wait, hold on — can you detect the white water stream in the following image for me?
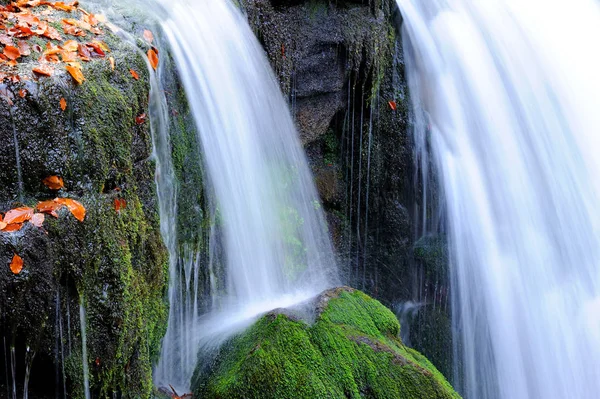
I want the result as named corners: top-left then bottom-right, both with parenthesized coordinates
top-left (146, 0), bottom-right (337, 391)
top-left (397, 0), bottom-right (600, 398)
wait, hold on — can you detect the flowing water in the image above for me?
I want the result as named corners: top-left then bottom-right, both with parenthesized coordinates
top-left (396, 0), bottom-right (600, 398)
top-left (131, 0), bottom-right (338, 391)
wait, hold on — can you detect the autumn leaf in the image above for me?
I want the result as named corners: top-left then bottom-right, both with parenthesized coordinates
top-left (4, 46), bottom-right (21, 61)
top-left (4, 207), bottom-right (34, 225)
top-left (55, 198), bottom-right (85, 222)
top-left (19, 89), bottom-right (26, 98)
top-left (135, 113), bottom-right (146, 125)
top-left (60, 98), bottom-right (67, 111)
top-left (108, 56), bottom-right (114, 70)
top-left (3, 223), bottom-right (23, 232)
top-left (31, 213), bottom-right (44, 227)
top-left (33, 64), bottom-right (54, 76)
top-left (18, 41), bottom-right (31, 56)
top-left (65, 65), bottom-right (85, 84)
top-left (36, 199), bottom-right (64, 217)
top-left (113, 198), bottom-right (126, 212)
top-left (10, 254), bottom-right (23, 274)
top-left (388, 101), bottom-right (397, 111)
top-left (62, 40), bottom-right (79, 52)
top-left (129, 69), bottom-right (139, 80)
top-left (43, 175), bottom-right (64, 189)
top-left (143, 29), bottom-right (153, 44)
top-left (147, 49), bottom-right (158, 70)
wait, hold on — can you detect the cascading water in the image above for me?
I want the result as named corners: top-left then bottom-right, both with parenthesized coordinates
top-left (134, 0), bottom-right (338, 391)
top-left (396, 0), bottom-right (600, 398)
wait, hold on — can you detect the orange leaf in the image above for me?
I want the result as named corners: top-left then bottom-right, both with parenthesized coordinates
top-left (0, 221), bottom-right (6, 230)
top-left (31, 213), bottom-right (44, 227)
top-left (388, 101), bottom-right (397, 111)
top-left (4, 46), bottom-right (21, 61)
top-left (129, 69), bottom-right (139, 80)
top-left (65, 65), bottom-right (85, 84)
top-left (55, 198), bottom-right (85, 222)
top-left (4, 207), bottom-right (34, 224)
top-left (19, 89), bottom-right (26, 98)
top-left (113, 198), bottom-right (126, 212)
top-left (62, 40), bottom-right (79, 52)
top-left (36, 199), bottom-right (64, 217)
top-left (32, 64), bottom-right (54, 76)
top-left (10, 254), bottom-right (23, 274)
top-left (135, 113), bottom-right (146, 125)
top-left (60, 97), bottom-right (67, 111)
top-left (43, 175), bottom-right (64, 190)
top-left (3, 223), bottom-right (23, 232)
top-left (147, 49), bottom-right (158, 71)
top-left (18, 41), bottom-right (31, 56)
top-left (143, 29), bottom-right (153, 44)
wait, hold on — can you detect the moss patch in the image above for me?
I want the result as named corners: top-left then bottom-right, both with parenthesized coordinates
top-left (192, 287), bottom-right (460, 399)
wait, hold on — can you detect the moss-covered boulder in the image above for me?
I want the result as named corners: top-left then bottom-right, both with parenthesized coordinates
top-left (0, 3), bottom-right (168, 398)
top-left (192, 287), bottom-right (460, 399)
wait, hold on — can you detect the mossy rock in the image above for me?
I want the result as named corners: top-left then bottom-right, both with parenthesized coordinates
top-left (0, 5), bottom-right (168, 398)
top-left (192, 287), bottom-right (460, 399)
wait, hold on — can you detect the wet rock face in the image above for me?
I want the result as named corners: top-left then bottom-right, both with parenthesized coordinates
top-left (191, 287), bottom-right (461, 399)
top-left (0, 15), bottom-right (168, 399)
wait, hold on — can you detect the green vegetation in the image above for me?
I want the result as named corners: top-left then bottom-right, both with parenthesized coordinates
top-left (192, 287), bottom-right (460, 399)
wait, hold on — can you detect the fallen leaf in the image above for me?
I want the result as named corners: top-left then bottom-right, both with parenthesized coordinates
top-left (147, 48), bottom-right (158, 70)
top-left (0, 221), bottom-right (6, 230)
top-left (10, 254), bottom-right (23, 274)
top-left (87, 41), bottom-right (105, 56)
top-left (60, 97), bottom-right (67, 111)
top-left (113, 197), bottom-right (126, 212)
top-left (388, 100), bottom-right (397, 111)
top-left (4, 207), bottom-right (34, 224)
top-left (62, 40), bottom-right (79, 52)
top-left (65, 64), bottom-right (85, 84)
top-left (135, 113), bottom-right (146, 125)
top-left (108, 56), bottom-right (114, 70)
top-left (43, 175), bottom-right (64, 189)
top-left (3, 223), bottom-right (23, 232)
top-left (36, 199), bottom-right (64, 217)
top-left (19, 89), bottom-right (26, 98)
top-left (77, 43), bottom-right (91, 61)
top-left (55, 198), bottom-right (85, 222)
top-left (129, 69), bottom-right (139, 80)
top-left (143, 29), bottom-right (153, 44)
top-left (31, 213), bottom-right (44, 227)
top-left (32, 64), bottom-right (54, 76)
top-left (4, 46), bottom-right (20, 60)
top-left (17, 41), bottom-right (30, 56)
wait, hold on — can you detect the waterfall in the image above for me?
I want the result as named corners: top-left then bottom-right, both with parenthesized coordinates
top-left (112, 0), bottom-right (339, 391)
top-left (396, 0), bottom-right (600, 398)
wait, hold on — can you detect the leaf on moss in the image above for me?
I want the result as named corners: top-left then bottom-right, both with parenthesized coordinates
top-left (147, 48), bottom-right (158, 70)
top-left (4, 207), bottom-right (34, 225)
top-left (18, 89), bottom-right (26, 98)
top-left (4, 46), bottom-right (20, 60)
top-left (10, 254), bottom-right (23, 274)
top-left (3, 223), bottom-right (23, 232)
top-left (55, 198), bottom-right (86, 222)
top-left (129, 69), bottom-right (139, 80)
top-left (43, 175), bottom-right (64, 189)
top-left (32, 64), bottom-right (54, 76)
top-left (36, 200), bottom-right (64, 217)
top-left (108, 56), bottom-right (115, 70)
top-left (135, 113), bottom-right (146, 125)
top-left (388, 101), bottom-right (397, 111)
top-left (65, 64), bottom-right (85, 84)
top-left (31, 213), bottom-right (44, 227)
top-left (60, 98), bottom-right (67, 111)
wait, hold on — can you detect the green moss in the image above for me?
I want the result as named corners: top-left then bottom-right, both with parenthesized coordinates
top-left (192, 288), bottom-right (460, 399)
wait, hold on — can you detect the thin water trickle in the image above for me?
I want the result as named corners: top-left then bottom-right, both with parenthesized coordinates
top-left (79, 302), bottom-right (90, 399)
top-left (397, 0), bottom-right (600, 398)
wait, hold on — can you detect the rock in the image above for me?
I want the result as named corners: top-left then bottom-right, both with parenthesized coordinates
top-left (0, 6), bottom-right (167, 398)
top-left (191, 287), bottom-right (461, 399)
